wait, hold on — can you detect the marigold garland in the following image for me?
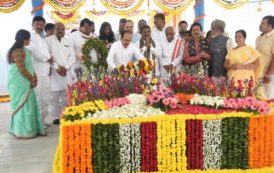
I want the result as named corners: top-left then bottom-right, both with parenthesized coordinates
top-left (248, 116), bottom-right (274, 168)
top-left (0, 0), bottom-right (25, 13)
top-left (100, 0), bottom-right (144, 15)
top-left (45, 0), bottom-right (85, 12)
top-left (213, 0), bottom-right (248, 9)
top-left (55, 113), bottom-right (274, 173)
top-left (51, 11), bottom-right (80, 24)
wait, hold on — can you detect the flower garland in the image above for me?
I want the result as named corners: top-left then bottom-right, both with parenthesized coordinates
top-left (203, 120), bottom-right (222, 169)
top-left (51, 11), bottom-right (80, 24)
top-left (92, 123), bottom-right (120, 173)
top-left (141, 122), bottom-right (157, 172)
top-left (213, 0), bottom-right (248, 9)
top-left (186, 119), bottom-right (204, 169)
top-left (119, 123), bottom-right (141, 172)
top-left (154, 0), bottom-right (193, 14)
top-left (221, 117), bottom-right (249, 169)
top-left (56, 113), bottom-right (274, 173)
top-left (44, 0), bottom-right (85, 12)
top-left (82, 38), bottom-right (108, 70)
top-left (100, 0), bottom-right (144, 15)
top-left (249, 116), bottom-right (274, 168)
top-left (0, 0), bottom-right (25, 13)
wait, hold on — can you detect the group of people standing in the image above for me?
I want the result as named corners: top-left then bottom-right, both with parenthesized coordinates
top-left (6, 14), bottom-right (274, 138)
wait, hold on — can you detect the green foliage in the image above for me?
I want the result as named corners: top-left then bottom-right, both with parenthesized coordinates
top-left (82, 38), bottom-right (108, 70)
top-left (221, 117), bottom-right (249, 169)
top-left (92, 123), bottom-right (120, 173)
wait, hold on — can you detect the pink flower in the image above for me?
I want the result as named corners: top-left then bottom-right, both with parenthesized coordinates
top-left (152, 95), bottom-right (161, 103)
top-left (236, 98), bottom-right (244, 108)
top-left (258, 106), bottom-right (271, 115)
top-left (170, 102), bottom-right (177, 109)
top-left (170, 97), bottom-right (178, 105)
top-left (147, 95), bottom-right (155, 105)
top-left (163, 98), bottom-right (170, 106)
top-left (105, 100), bottom-right (112, 108)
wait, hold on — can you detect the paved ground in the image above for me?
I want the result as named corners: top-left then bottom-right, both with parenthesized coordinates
top-left (0, 103), bottom-right (59, 173)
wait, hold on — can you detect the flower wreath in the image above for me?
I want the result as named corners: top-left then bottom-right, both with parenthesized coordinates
top-left (81, 38), bottom-right (108, 70)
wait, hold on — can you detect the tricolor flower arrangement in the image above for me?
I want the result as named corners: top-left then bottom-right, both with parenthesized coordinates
top-left (147, 87), bottom-right (178, 111)
top-left (55, 113), bottom-right (274, 173)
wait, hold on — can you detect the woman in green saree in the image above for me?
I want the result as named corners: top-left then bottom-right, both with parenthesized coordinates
top-left (7, 29), bottom-right (46, 139)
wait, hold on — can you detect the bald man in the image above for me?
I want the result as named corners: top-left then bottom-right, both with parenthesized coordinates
top-left (160, 26), bottom-right (184, 77)
top-left (45, 22), bottom-right (76, 125)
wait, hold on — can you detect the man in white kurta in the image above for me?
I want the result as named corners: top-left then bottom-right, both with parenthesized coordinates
top-left (256, 16), bottom-right (274, 99)
top-left (161, 26), bottom-right (184, 77)
top-left (46, 23), bottom-right (76, 124)
top-left (29, 16), bottom-right (52, 126)
top-left (69, 18), bottom-right (97, 80)
top-left (107, 31), bottom-right (143, 70)
top-left (135, 25), bottom-right (162, 76)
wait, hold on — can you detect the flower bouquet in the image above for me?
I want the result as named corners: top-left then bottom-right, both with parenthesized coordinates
top-left (117, 58), bottom-right (155, 76)
top-left (147, 87), bottom-right (178, 111)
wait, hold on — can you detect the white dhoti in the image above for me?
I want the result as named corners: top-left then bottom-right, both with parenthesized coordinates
top-left (49, 90), bottom-right (67, 120)
top-left (34, 75), bottom-right (50, 124)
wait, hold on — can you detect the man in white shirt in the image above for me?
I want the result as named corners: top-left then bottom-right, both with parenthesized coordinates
top-left (69, 18), bottom-right (97, 80)
top-left (124, 20), bottom-right (141, 43)
top-left (135, 25), bottom-right (162, 76)
top-left (29, 16), bottom-right (53, 126)
top-left (45, 23), bottom-right (55, 37)
top-left (161, 26), bottom-right (184, 77)
top-left (107, 30), bottom-right (143, 70)
top-left (151, 13), bottom-right (167, 49)
top-left (114, 18), bottom-right (127, 41)
top-left (256, 15), bottom-right (274, 99)
top-left (46, 22), bottom-right (76, 125)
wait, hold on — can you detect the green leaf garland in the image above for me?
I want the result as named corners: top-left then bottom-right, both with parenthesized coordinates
top-left (82, 38), bottom-right (108, 70)
top-left (221, 117), bottom-right (249, 169)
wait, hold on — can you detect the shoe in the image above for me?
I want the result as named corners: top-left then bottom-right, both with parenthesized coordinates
top-left (53, 119), bottom-right (60, 125)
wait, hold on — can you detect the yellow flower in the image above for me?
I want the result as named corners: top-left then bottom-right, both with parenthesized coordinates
top-left (151, 78), bottom-right (158, 85)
